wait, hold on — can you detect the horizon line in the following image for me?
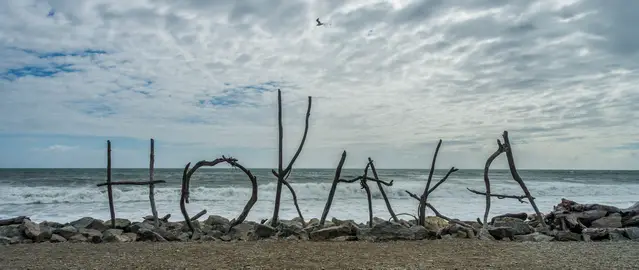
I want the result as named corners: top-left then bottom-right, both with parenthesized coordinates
top-left (0, 167), bottom-right (637, 171)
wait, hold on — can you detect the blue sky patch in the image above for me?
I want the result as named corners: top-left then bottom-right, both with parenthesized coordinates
top-left (17, 48), bottom-right (108, 59)
top-left (0, 63), bottom-right (80, 81)
top-left (197, 80), bottom-right (288, 108)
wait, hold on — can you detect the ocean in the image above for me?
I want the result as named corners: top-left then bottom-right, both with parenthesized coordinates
top-left (1, 168), bottom-right (638, 224)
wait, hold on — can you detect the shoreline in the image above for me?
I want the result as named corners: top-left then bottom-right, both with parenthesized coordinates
top-left (2, 240), bottom-right (638, 270)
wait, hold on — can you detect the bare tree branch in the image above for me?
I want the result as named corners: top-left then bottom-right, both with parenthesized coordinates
top-left (361, 161), bottom-right (373, 228)
top-left (369, 157), bottom-right (398, 222)
top-left (405, 190), bottom-right (473, 230)
top-left (338, 176), bottom-right (393, 186)
top-left (149, 138), bottom-right (159, 228)
top-left (320, 150), bottom-right (347, 227)
top-left (418, 139), bottom-right (442, 226)
top-left (271, 169), bottom-right (306, 227)
top-left (466, 188), bottom-right (530, 203)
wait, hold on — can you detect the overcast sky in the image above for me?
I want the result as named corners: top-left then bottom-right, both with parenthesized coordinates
top-left (0, 0), bottom-right (637, 170)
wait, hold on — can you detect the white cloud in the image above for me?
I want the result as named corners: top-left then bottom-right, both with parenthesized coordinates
top-left (0, 0), bottom-right (638, 169)
top-left (38, 144), bottom-right (77, 152)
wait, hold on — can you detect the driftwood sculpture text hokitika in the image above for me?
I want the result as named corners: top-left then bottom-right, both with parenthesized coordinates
top-left (96, 89), bottom-right (547, 238)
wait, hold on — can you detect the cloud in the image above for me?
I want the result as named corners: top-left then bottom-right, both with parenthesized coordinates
top-left (0, 0), bottom-right (637, 169)
top-left (37, 144), bottom-right (77, 152)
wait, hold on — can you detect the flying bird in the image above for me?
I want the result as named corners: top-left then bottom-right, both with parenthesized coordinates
top-left (316, 18), bottom-right (325, 26)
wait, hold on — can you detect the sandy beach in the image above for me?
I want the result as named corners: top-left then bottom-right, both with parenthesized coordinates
top-left (1, 239), bottom-right (638, 270)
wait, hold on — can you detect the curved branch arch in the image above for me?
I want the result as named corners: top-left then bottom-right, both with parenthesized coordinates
top-left (179, 156), bottom-right (258, 236)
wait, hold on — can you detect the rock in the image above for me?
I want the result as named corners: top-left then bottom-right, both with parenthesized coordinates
top-left (104, 218), bottom-right (131, 229)
top-left (200, 235), bottom-right (217, 241)
top-left (220, 235), bottom-right (232, 242)
top-left (123, 232), bottom-right (138, 242)
top-left (53, 226), bottom-right (78, 240)
top-left (424, 216), bottom-right (448, 231)
top-left (309, 225), bottom-right (352, 241)
top-left (69, 217), bottom-right (109, 232)
top-left (492, 217), bottom-right (534, 235)
top-left (455, 230), bottom-right (468, 239)
top-left (491, 213), bottom-right (528, 224)
top-left (254, 224), bottom-right (276, 238)
top-left (102, 229), bottom-right (123, 242)
top-left (207, 230), bottom-right (223, 238)
top-left (178, 232), bottom-right (191, 242)
top-left (227, 223), bottom-right (253, 241)
top-left (591, 214), bottom-right (622, 228)
top-left (514, 232), bottom-right (554, 242)
top-left (575, 210), bottom-right (608, 227)
top-left (487, 226), bottom-right (514, 240)
top-left (364, 221), bottom-right (424, 241)
top-left (0, 224), bottom-right (23, 238)
top-left (129, 222), bottom-right (156, 234)
top-left (68, 234), bottom-right (88, 243)
top-left (622, 215), bottom-right (639, 227)
top-left (411, 225), bottom-right (437, 240)
top-left (477, 228), bottom-right (495, 241)
top-left (204, 215), bottom-right (230, 232)
top-left (41, 221), bottom-right (64, 229)
top-left (554, 231), bottom-right (581, 241)
top-left (276, 221), bottom-right (304, 238)
top-left (0, 236), bottom-right (13, 245)
top-left (21, 220), bottom-right (51, 242)
top-left (154, 227), bottom-right (179, 241)
top-left (583, 228), bottom-right (631, 241)
top-left (331, 235), bottom-right (358, 241)
top-left (306, 218), bottom-right (320, 228)
top-left (623, 227), bottom-right (639, 240)
top-left (138, 229), bottom-right (167, 242)
top-left (79, 228), bottom-right (103, 243)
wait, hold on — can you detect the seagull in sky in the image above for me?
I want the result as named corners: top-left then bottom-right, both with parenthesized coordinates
top-left (316, 18), bottom-right (325, 26)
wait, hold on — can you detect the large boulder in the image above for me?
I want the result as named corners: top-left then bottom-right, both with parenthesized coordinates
top-left (309, 225), bottom-right (353, 241)
top-left (554, 231), bottom-right (582, 241)
top-left (424, 216), bottom-right (448, 231)
top-left (492, 217), bottom-right (534, 235)
top-left (622, 215), bottom-right (639, 228)
top-left (69, 217), bottom-right (109, 232)
top-left (104, 218), bottom-right (131, 230)
top-left (227, 222), bottom-right (254, 241)
top-left (591, 214), bottom-right (622, 228)
top-left (582, 228), bottom-right (630, 241)
top-left (204, 215), bottom-right (231, 232)
top-left (487, 226), bottom-right (514, 240)
top-left (78, 228), bottom-right (103, 243)
top-left (0, 224), bottom-right (23, 239)
top-left (129, 222), bottom-right (156, 234)
top-left (514, 232), bottom-right (554, 242)
top-left (53, 226), bottom-right (79, 240)
top-left (276, 220), bottom-right (304, 238)
top-left (253, 224), bottom-right (276, 238)
top-left (21, 220), bottom-right (52, 242)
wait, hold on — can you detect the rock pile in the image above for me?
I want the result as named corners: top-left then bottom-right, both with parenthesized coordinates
top-left (1, 199), bottom-right (637, 245)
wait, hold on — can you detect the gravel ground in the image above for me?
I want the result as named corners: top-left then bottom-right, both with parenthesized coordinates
top-left (1, 239), bottom-right (638, 270)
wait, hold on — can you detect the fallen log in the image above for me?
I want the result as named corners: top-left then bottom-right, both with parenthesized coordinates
top-left (0, 216), bottom-right (28, 226)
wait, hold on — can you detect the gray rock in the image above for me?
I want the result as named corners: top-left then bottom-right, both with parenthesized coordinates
top-left (554, 231), bottom-right (581, 241)
top-left (129, 222), bottom-right (156, 234)
top-left (21, 220), bottom-right (51, 242)
top-left (207, 230), bottom-right (223, 238)
top-left (68, 234), bottom-right (88, 243)
top-left (253, 224), bottom-right (276, 238)
top-left (477, 228), bottom-right (495, 241)
top-left (309, 225), bottom-right (352, 241)
top-left (138, 229), bottom-right (167, 242)
top-left (79, 228), bottom-right (103, 243)
top-left (40, 221), bottom-right (64, 229)
top-left (123, 232), bottom-right (138, 242)
top-left (178, 232), bottom-right (191, 242)
top-left (70, 217), bottom-right (109, 232)
top-left (306, 218), bottom-right (320, 228)
top-left (204, 215), bottom-right (230, 232)
top-left (200, 235), bottom-right (217, 241)
top-left (220, 235), bottom-right (232, 242)
top-left (276, 221), bottom-right (304, 238)
top-left (331, 235), bottom-right (358, 241)
top-left (0, 224), bottom-right (23, 238)
top-left (583, 228), bottom-right (632, 241)
top-left (154, 227), bottom-right (179, 241)
top-left (487, 226), bottom-right (514, 240)
top-left (492, 217), bottom-right (534, 235)
top-left (53, 226), bottom-right (78, 240)
top-left (227, 223), bottom-right (254, 241)
top-left (622, 215), bottom-right (639, 227)
top-left (514, 232), bottom-right (554, 242)
top-left (591, 214), bottom-right (622, 228)
top-left (0, 236), bottom-right (13, 245)
top-left (624, 227), bottom-right (639, 240)
top-left (102, 228), bottom-right (123, 242)
top-left (104, 218), bottom-right (131, 229)
top-left (364, 221), bottom-right (421, 241)
top-left (410, 225), bottom-right (437, 240)
top-left (575, 210), bottom-right (608, 227)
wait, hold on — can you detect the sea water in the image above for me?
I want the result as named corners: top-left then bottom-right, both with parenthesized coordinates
top-left (1, 168), bottom-right (638, 223)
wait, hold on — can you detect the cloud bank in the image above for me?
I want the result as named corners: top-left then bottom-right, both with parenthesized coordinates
top-left (0, 0), bottom-right (637, 169)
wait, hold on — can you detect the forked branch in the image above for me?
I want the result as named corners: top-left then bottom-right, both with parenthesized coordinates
top-left (418, 139), bottom-right (443, 226)
top-left (272, 169), bottom-right (306, 227)
top-left (271, 89), bottom-right (312, 227)
top-left (368, 157), bottom-right (398, 222)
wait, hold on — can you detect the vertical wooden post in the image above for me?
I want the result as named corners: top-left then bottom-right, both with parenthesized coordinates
top-left (106, 140), bottom-right (116, 228)
top-left (272, 89), bottom-right (285, 226)
top-left (149, 138), bottom-right (159, 228)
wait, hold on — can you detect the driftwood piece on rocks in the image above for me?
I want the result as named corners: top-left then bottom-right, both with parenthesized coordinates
top-left (319, 151), bottom-right (347, 227)
top-left (96, 140), bottom-right (168, 229)
top-left (190, 209), bottom-right (207, 221)
top-left (489, 212), bottom-right (528, 224)
top-left (368, 157), bottom-right (399, 222)
top-left (466, 188), bottom-right (530, 204)
top-left (502, 131), bottom-right (547, 229)
top-left (144, 214), bottom-right (171, 223)
top-left (149, 138), bottom-right (160, 228)
top-left (180, 156), bottom-right (258, 236)
top-left (405, 191), bottom-right (474, 230)
top-left (0, 216), bottom-right (28, 226)
top-left (271, 89), bottom-right (312, 227)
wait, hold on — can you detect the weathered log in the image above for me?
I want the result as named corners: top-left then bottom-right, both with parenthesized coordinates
top-left (180, 157), bottom-right (258, 236)
top-left (319, 150), bottom-right (347, 227)
top-left (0, 216), bottom-right (28, 226)
top-left (489, 212), bottom-right (528, 224)
top-left (270, 90), bottom-right (312, 227)
top-left (338, 176), bottom-right (393, 186)
top-left (106, 140), bottom-right (115, 228)
top-left (149, 138), bottom-right (159, 228)
top-left (190, 209), bottom-right (207, 221)
top-left (477, 139), bottom-right (505, 228)
top-left (502, 131), bottom-right (547, 229)
top-left (368, 157), bottom-right (398, 222)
